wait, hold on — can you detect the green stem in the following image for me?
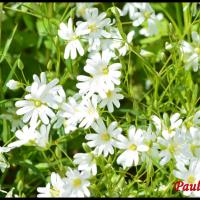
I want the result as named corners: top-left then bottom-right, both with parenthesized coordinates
top-left (159, 5), bottom-right (182, 38)
top-left (3, 6), bottom-right (42, 19)
top-left (0, 3), bottom-right (3, 100)
top-left (175, 3), bottom-right (183, 34)
top-left (0, 3), bottom-right (3, 49)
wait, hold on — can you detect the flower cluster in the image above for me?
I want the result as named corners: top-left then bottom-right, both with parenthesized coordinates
top-left (1, 2), bottom-right (200, 198)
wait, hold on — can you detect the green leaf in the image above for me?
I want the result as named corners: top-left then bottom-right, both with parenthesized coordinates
top-left (0, 24), bottom-right (18, 63)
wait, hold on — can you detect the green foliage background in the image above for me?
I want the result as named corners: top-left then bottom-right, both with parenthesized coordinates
top-left (0, 2), bottom-right (199, 197)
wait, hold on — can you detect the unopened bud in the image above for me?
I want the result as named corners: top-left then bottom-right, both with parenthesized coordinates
top-left (6, 80), bottom-right (21, 90)
top-left (140, 49), bottom-right (154, 57)
top-left (165, 42), bottom-right (173, 51)
top-left (17, 59), bottom-right (24, 70)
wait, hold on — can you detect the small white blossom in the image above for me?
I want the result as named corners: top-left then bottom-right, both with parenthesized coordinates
top-left (77, 8), bottom-right (112, 51)
top-left (85, 118), bottom-right (122, 157)
top-left (79, 95), bottom-right (99, 129)
top-left (99, 88), bottom-right (124, 113)
top-left (37, 172), bottom-right (65, 197)
top-left (8, 124), bottom-right (50, 149)
top-left (180, 31), bottom-right (200, 71)
top-left (76, 3), bottom-right (95, 18)
top-left (157, 128), bottom-right (191, 166)
top-left (116, 125), bottom-right (149, 169)
top-left (188, 126), bottom-right (200, 157)
top-left (52, 95), bottom-right (82, 134)
top-left (108, 28), bottom-right (135, 57)
top-left (73, 152), bottom-right (97, 176)
top-left (15, 72), bottom-right (64, 127)
top-left (173, 158), bottom-right (200, 197)
top-left (63, 168), bottom-right (91, 197)
top-left (151, 113), bottom-right (182, 140)
top-left (58, 18), bottom-right (89, 60)
top-left (122, 3), bottom-right (138, 18)
top-left (36, 125), bottom-right (50, 148)
top-left (0, 147), bottom-right (12, 173)
top-left (0, 108), bottom-right (24, 132)
top-left (77, 50), bottom-right (122, 99)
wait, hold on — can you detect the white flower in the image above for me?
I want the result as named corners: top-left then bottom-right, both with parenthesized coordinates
top-left (35, 125), bottom-right (50, 148)
top-left (139, 15), bottom-right (160, 37)
top-left (0, 146), bottom-right (13, 153)
top-left (63, 119), bottom-right (77, 134)
top-left (37, 172), bottom-right (65, 197)
top-left (85, 118), bottom-right (122, 157)
top-left (0, 146), bottom-right (12, 172)
top-left (108, 28), bottom-right (135, 57)
top-left (8, 125), bottom-right (39, 149)
top-left (77, 8), bottom-right (112, 51)
top-left (73, 152), bottom-right (97, 176)
top-left (151, 115), bottom-right (162, 134)
top-left (76, 3), bottom-right (95, 18)
top-left (3, 187), bottom-right (19, 198)
top-left (79, 95), bottom-right (99, 129)
top-left (173, 158), bottom-right (200, 197)
top-left (6, 80), bottom-right (21, 90)
top-left (15, 72), bottom-right (63, 127)
top-left (8, 124), bottom-right (50, 149)
top-left (76, 50), bottom-right (122, 99)
top-left (130, 3), bottom-right (154, 27)
top-left (63, 168), bottom-right (91, 197)
top-left (0, 154), bottom-right (9, 173)
top-left (180, 31), bottom-right (200, 71)
top-left (157, 128), bottom-right (190, 166)
top-left (52, 95), bottom-right (82, 134)
top-left (116, 125), bottom-right (149, 169)
top-left (0, 108), bottom-right (24, 132)
top-left (99, 88), bottom-right (124, 113)
top-left (123, 3), bottom-right (162, 37)
top-left (122, 3), bottom-right (138, 18)
top-left (58, 18), bottom-right (89, 60)
top-left (189, 126), bottom-right (200, 157)
top-left (151, 113), bottom-right (182, 140)
top-left (162, 113), bottom-right (183, 140)
top-left (60, 95), bottom-right (84, 125)
top-left (193, 110), bottom-right (200, 125)
top-left (141, 125), bottom-right (159, 164)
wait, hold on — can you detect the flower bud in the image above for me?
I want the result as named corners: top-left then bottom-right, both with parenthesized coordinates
top-left (165, 42), bottom-right (173, 51)
top-left (140, 49), bottom-right (154, 57)
top-left (6, 80), bottom-right (21, 90)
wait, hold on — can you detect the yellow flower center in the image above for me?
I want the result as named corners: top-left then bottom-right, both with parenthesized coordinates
top-left (167, 128), bottom-right (173, 134)
top-left (72, 178), bottom-right (82, 188)
top-left (106, 90), bottom-right (113, 98)
top-left (144, 11), bottom-right (151, 19)
top-left (88, 23), bottom-right (97, 32)
top-left (194, 47), bottom-right (200, 55)
top-left (101, 132), bottom-right (111, 142)
top-left (50, 187), bottom-right (60, 197)
top-left (103, 67), bottom-right (109, 75)
top-left (185, 121), bottom-right (193, 129)
top-left (72, 35), bottom-right (78, 40)
top-left (128, 144), bottom-right (137, 151)
top-left (34, 100), bottom-right (42, 107)
top-left (187, 175), bottom-right (196, 184)
top-left (88, 107), bottom-right (95, 115)
top-left (168, 144), bottom-right (175, 154)
top-left (28, 139), bottom-right (36, 145)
